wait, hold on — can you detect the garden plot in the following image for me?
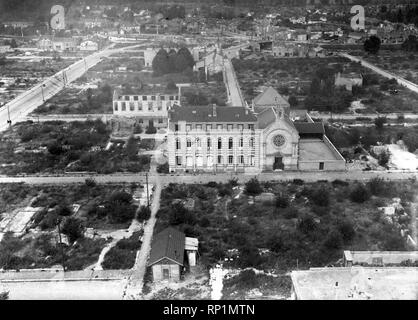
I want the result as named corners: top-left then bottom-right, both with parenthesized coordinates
top-left (0, 206), bottom-right (42, 236)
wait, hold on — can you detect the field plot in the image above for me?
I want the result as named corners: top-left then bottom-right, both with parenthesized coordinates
top-left (0, 183), bottom-right (146, 271)
top-left (0, 120), bottom-right (151, 175)
top-left (153, 179), bottom-right (416, 298)
top-left (233, 55), bottom-right (418, 114)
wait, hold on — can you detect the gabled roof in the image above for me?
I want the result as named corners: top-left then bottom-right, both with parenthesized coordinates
top-left (253, 87), bottom-right (289, 107)
top-left (169, 105), bottom-right (257, 123)
top-left (294, 122), bottom-right (325, 134)
top-left (148, 227), bottom-right (185, 267)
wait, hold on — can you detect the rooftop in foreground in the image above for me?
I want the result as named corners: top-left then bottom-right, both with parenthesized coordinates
top-left (291, 267), bottom-right (418, 300)
top-left (298, 139), bottom-right (342, 162)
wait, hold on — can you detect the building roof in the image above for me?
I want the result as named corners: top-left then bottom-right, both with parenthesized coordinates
top-left (169, 105), bottom-right (257, 123)
top-left (253, 86), bottom-right (289, 107)
top-left (291, 267), bottom-right (418, 300)
top-left (114, 87), bottom-right (178, 97)
top-left (148, 227), bottom-right (185, 267)
top-left (344, 250), bottom-right (418, 266)
top-left (294, 122), bottom-right (324, 135)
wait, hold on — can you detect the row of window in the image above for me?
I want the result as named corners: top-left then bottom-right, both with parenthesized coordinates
top-left (174, 123), bottom-right (255, 132)
top-left (114, 101), bottom-right (173, 112)
top-left (175, 155), bottom-right (256, 166)
top-left (117, 95), bottom-right (179, 101)
top-left (176, 137), bottom-right (255, 150)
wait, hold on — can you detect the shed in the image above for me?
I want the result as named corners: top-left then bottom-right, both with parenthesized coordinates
top-left (147, 227), bottom-right (185, 281)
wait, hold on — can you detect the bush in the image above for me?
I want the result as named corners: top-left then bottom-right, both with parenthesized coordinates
top-left (244, 178), bottom-right (263, 196)
top-left (145, 126), bottom-right (157, 134)
top-left (275, 193), bottom-right (289, 208)
top-left (169, 202), bottom-right (196, 225)
top-left (336, 219), bottom-right (356, 244)
top-left (310, 186), bottom-right (330, 207)
top-left (350, 184), bottom-right (371, 203)
top-left (374, 117), bottom-right (387, 130)
top-left (157, 162), bottom-right (169, 174)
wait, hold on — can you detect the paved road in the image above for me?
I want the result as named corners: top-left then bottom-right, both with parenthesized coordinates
top-left (340, 53), bottom-right (418, 94)
top-left (0, 44), bottom-right (140, 133)
top-left (1, 170), bottom-right (417, 185)
top-left (223, 58), bottom-right (245, 107)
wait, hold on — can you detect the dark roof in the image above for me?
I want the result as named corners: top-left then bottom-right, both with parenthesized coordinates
top-left (169, 105), bottom-right (257, 123)
top-left (294, 122), bottom-right (325, 134)
top-left (148, 227), bottom-right (185, 267)
top-left (114, 87), bottom-right (178, 97)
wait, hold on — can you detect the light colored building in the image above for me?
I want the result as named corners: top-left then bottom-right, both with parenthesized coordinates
top-left (167, 101), bottom-right (345, 173)
top-left (79, 40), bottom-right (98, 51)
top-left (112, 88), bottom-right (180, 128)
top-left (291, 267), bottom-right (418, 300)
top-left (343, 250), bottom-right (418, 267)
top-left (37, 37), bottom-right (78, 52)
top-left (335, 72), bottom-right (363, 91)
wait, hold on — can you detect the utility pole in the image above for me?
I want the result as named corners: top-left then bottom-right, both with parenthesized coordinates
top-left (146, 172), bottom-right (150, 209)
top-left (57, 218), bottom-right (66, 272)
top-left (6, 104), bottom-right (12, 130)
top-left (41, 84), bottom-right (46, 102)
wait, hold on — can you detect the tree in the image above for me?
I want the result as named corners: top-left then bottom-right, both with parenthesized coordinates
top-left (177, 47), bottom-right (195, 69)
top-left (288, 95), bottom-right (298, 108)
top-left (62, 217), bottom-right (84, 244)
top-left (336, 219), bottom-right (356, 244)
top-left (364, 36), bottom-right (381, 54)
top-left (378, 149), bottom-right (391, 168)
top-left (137, 205), bottom-right (151, 222)
top-left (152, 48), bottom-right (170, 76)
top-left (244, 178), bottom-right (263, 196)
top-left (85, 178), bottom-right (97, 188)
top-left (47, 141), bottom-right (64, 156)
top-left (166, 80), bottom-right (178, 91)
top-left (402, 131), bottom-right (418, 152)
top-left (374, 117), bottom-right (387, 130)
top-left (0, 291), bottom-right (9, 300)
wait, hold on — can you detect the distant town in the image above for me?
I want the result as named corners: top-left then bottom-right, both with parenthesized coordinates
top-left (0, 0), bottom-right (417, 301)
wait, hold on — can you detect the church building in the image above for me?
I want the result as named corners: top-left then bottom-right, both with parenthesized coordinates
top-left (167, 87), bottom-right (345, 173)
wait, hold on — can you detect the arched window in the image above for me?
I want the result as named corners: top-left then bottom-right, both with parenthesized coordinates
top-left (187, 139), bottom-right (192, 149)
top-left (218, 138), bottom-right (222, 150)
top-left (196, 138), bottom-right (201, 149)
top-left (249, 138), bottom-right (255, 148)
top-left (239, 138), bottom-right (243, 148)
top-left (228, 138), bottom-right (233, 149)
top-left (207, 138), bottom-right (211, 150)
top-left (176, 139), bottom-right (181, 150)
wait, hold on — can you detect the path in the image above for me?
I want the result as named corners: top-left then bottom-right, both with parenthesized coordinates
top-left (0, 44), bottom-right (141, 133)
top-left (122, 143), bottom-right (162, 299)
top-left (339, 53), bottom-right (418, 94)
top-left (1, 170), bottom-right (418, 186)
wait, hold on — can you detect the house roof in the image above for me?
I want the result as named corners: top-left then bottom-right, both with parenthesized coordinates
top-left (291, 267), bottom-right (418, 300)
top-left (169, 105), bottom-right (257, 123)
top-left (294, 122), bottom-right (324, 135)
top-left (253, 87), bottom-right (289, 107)
top-left (148, 227), bottom-right (185, 267)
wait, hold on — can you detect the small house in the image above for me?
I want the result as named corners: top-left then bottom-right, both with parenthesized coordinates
top-left (147, 227), bottom-right (185, 281)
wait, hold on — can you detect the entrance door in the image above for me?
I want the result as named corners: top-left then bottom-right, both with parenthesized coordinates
top-left (162, 268), bottom-right (169, 279)
top-left (273, 157), bottom-right (284, 170)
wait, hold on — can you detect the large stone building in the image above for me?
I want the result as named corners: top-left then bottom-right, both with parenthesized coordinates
top-left (112, 88), bottom-right (180, 128)
top-left (166, 100), bottom-right (345, 173)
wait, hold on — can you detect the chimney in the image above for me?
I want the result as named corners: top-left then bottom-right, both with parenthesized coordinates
top-left (212, 104), bottom-right (217, 117)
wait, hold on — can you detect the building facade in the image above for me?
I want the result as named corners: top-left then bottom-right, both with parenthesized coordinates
top-left (112, 89), bottom-right (180, 128)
